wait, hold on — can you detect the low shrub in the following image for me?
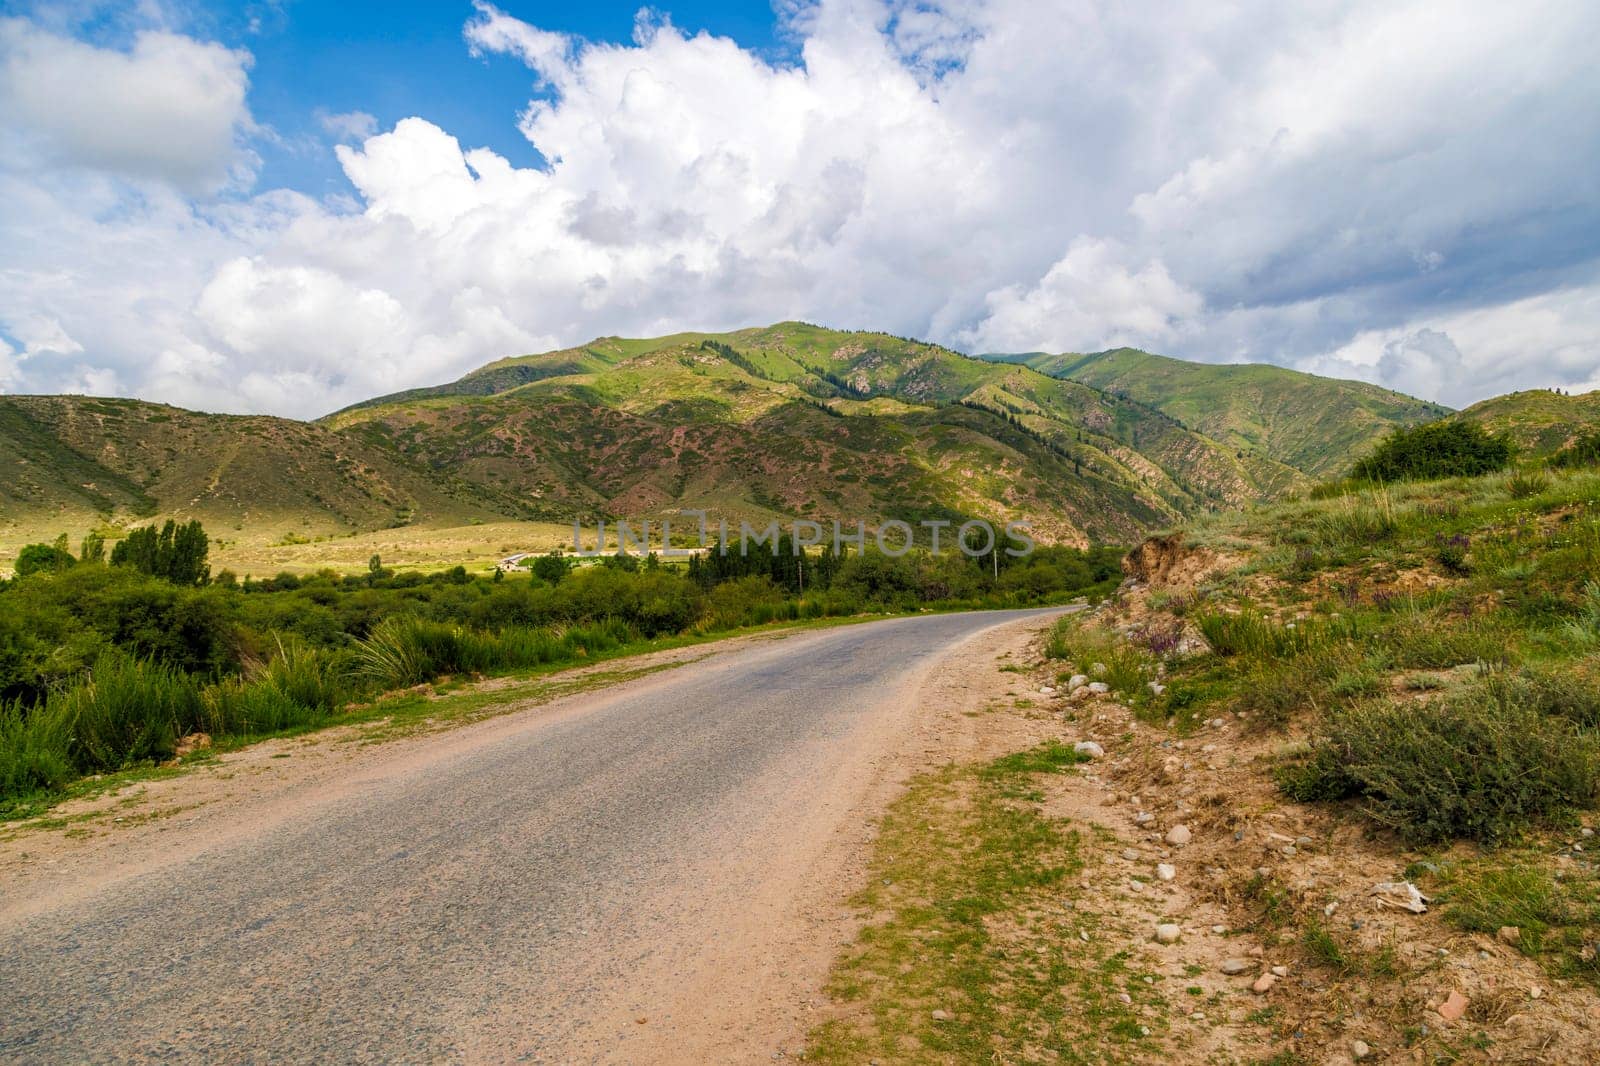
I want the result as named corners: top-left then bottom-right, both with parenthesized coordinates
top-left (1507, 471), bottom-right (1551, 499)
top-left (1551, 431), bottom-right (1600, 470)
top-left (1277, 687), bottom-right (1600, 844)
top-left (1434, 533), bottom-right (1471, 576)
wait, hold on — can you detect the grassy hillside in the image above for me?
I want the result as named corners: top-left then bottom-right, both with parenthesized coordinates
top-left (4, 323), bottom-right (1492, 571)
top-left (0, 395), bottom-right (527, 565)
top-left (989, 347), bottom-right (1449, 477)
top-left (806, 462), bottom-right (1600, 1062)
top-left (328, 323), bottom-right (1317, 547)
top-left (1453, 388), bottom-right (1600, 458)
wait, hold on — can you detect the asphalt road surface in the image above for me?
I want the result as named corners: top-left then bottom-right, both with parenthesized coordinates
top-left (0, 608), bottom-right (1061, 1064)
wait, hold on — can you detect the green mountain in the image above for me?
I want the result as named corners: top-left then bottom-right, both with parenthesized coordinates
top-left (3, 324), bottom-right (1459, 563)
top-left (1452, 389), bottom-right (1600, 457)
top-left (0, 395), bottom-right (525, 551)
top-left (986, 347), bottom-right (1450, 477)
top-left (327, 323), bottom-right (1329, 545)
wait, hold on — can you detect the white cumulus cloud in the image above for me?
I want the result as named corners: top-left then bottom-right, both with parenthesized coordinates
top-left (0, 17), bottom-right (255, 192)
top-left (0, 0), bottom-right (1597, 417)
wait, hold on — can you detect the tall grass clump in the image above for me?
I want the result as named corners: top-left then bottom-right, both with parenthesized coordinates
top-left (1196, 610), bottom-right (1358, 660)
top-left (0, 701), bottom-right (74, 805)
top-left (1309, 487), bottom-right (1399, 549)
top-left (51, 652), bottom-right (207, 773)
top-left (351, 615), bottom-right (640, 692)
top-left (205, 637), bottom-right (346, 736)
top-left (1507, 471), bottom-right (1550, 499)
top-left (1278, 686), bottom-right (1600, 845)
top-left (351, 616), bottom-right (448, 689)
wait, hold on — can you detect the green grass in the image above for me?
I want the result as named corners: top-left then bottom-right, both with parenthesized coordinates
top-left (806, 741), bottom-right (1175, 1064)
top-left (1422, 859), bottom-right (1600, 988)
top-left (1116, 465), bottom-right (1600, 846)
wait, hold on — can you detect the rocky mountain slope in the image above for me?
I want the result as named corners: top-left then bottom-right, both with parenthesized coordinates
top-left (3, 323), bottom-right (1465, 556)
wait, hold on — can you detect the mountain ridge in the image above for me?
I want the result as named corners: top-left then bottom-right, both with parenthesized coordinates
top-left (3, 323), bottom-right (1478, 564)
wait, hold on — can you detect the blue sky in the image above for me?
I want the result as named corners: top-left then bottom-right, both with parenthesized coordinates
top-left (1, 0), bottom-right (1597, 416)
top-left (239, 2), bottom-right (790, 194)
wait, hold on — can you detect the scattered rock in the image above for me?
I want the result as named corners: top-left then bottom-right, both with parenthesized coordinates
top-left (1164, 825), bottom-right (1192, 847)
top-left (1067, 674), bottom-right (1089, 689)
top-left (1120, 848), bottom-right (1141, 862)
top-left (1088, 681), bottom-right (1110, 694)
top-left (1155, 863), bottom-right (1176, 882)
top-left (1530, 985), bottom-right (1544, 999)
top-left (1497, 925), bottom-right (1522, 946)
top-left (1040, 686), bottom-right (1056, 696)
top-left (1074, 740), bottom-right (1106, 759)
top-left (1437, 990), bottom-right (1469, 1022)
top-left (1351, 1039), bottom-right (1372, 1060)
top-left (931, 1009), bottom-right (951, 1022)
top-left (1271, 965), bottom-right (1289, 977)
top-left (1134, 811), bottom-right (1155, 826)
top-left (1219, 958), bottom-right (1253, 975)
top-left (1154, 924), bottom-right (1182, 944)
top-left (1251, 973), bottom-right (1277, 994)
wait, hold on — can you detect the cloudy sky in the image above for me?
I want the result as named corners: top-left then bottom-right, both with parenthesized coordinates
top-left (1, 0), bottom-right (1597, 417)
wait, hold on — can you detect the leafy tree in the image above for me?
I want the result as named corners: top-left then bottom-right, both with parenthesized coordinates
top-left (1352, 422), bottom-right (1511, 483)
top-left (79, 532), bottom-right (106, 565)
top-left (531, 553), bottom-right (570, 584)
top-left (109, 520), bottom-right (211, 586)
top-left (15, 542), bottom-right (76, 577)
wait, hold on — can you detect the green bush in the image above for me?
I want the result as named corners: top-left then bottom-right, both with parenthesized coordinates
top-left (53, 653), bottom-right (207, 773)
top-left (1278, 687), bottom-right (1600, 844)
top-left (15, 542), bottom-right (77, 577)
top-left (0, 701), bottom-right (74, 805)
top-left (1352, 422), bottom-right (1512, 483)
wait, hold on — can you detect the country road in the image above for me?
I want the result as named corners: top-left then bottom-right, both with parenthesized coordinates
top-left (0, 607), bottom-right (1065, 1064)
